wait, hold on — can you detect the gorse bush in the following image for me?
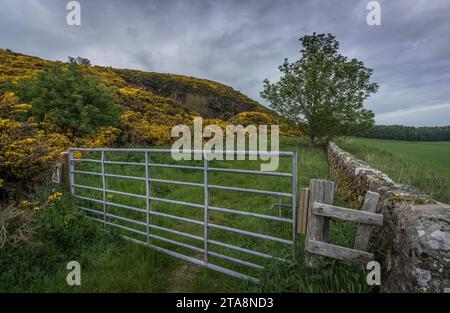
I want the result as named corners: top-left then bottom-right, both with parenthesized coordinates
top-left (0, 57), bottom-right (123, 196)
top-left (0, 92), bottom-right (71, 195)
top-left (14, 58), bottom-right (121, 138)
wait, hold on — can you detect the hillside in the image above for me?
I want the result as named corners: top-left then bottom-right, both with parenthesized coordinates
top-left (0, 48), bottom-right (271, 121)
top-left (0, 48), bottom-right (298, 197)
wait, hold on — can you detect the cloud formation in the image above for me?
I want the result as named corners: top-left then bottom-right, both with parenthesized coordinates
top-left (1, 0), bottom-right (449, 126)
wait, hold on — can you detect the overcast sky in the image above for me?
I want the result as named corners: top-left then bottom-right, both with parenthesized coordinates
top-left (1, 0), bottom-right (449, 126)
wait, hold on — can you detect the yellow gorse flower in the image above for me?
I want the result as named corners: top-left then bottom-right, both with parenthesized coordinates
top-left (19, 200), bottom-right (30, 207)
top-left (47, 192), bottom-right (63, 202)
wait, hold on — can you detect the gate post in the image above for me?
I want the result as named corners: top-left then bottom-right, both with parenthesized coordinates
top-left (145, 151), bottom-right (151, 245)
top-left (297, 188), bottom-right (310, 235)
top-left (59, 151), bottom-right (69, 186)
top-left (203, 154), bottom-right (209, 264)
top-left (68, 149), bottom-right (75, 195)
top-left (305, 179), bottom-right (334, 268)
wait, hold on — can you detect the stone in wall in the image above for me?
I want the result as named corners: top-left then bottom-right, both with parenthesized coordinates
top-left (327, 142), bottom-right (449, 293)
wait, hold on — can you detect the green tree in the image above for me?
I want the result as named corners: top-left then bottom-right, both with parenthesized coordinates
top-left (261, 33), bottom-right (378, 143)
top-left (15, 57), bottom-right (120, 137)
top-left (68, 56), bottom-right (91, 66)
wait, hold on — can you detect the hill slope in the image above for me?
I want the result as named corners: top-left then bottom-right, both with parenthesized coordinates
top-left (0, 48), bottom-right (299, 195)
top-left (0, 48), bottom-right (270, 121)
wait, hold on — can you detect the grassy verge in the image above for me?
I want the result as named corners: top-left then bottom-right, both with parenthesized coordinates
top-left (1, 137), bottom-right (372, 292)
top-left (338, 137), bottom-right (450, 203)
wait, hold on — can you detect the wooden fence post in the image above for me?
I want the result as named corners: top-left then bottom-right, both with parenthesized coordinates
top-left (354, 191), bottom-right (380, 251)
top-left (297, 188), bottom-right (310, 235)
top-left (59, 151), bottom-right (69, 186)
top-left (305, 179), bottom-right (334, 268)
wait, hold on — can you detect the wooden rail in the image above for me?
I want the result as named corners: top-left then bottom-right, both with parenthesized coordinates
top-left (312, 202), bottom-right (383, 226)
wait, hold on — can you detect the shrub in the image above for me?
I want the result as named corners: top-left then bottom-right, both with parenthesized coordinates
top-left (14, 58), bottom-right (121, 137)
top-left (0, 118), bottom-right (70, 192)
top-left (76, 126), bottom-right (121, 148)
top-left (120, 110), bottom-right (172, 145)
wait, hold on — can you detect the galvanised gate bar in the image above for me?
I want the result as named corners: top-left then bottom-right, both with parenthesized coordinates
top-left (68, 148), bottom-right (298, 283)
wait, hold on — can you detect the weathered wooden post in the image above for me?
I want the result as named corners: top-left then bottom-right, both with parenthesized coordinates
top-left (59, 151), bottom-right (69, 186)
top-left (297, 188), bottom-right (310, 235)
top-left (305, 179), bottom-right (334, 267)
top-left (354, 191), bottom-right (380, 251)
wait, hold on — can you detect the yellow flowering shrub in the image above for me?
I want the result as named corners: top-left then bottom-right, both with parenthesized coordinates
top-left (120, 110), bottom-right (172, 145)
top-left (0, 91), bottom-right (32, 119)
top-left (230, 111), bottom-right (302, 137)
top-left (0, 125), bottom-right (70, 183)
top-left (230, 111), bottom-right (278, 126)
top-left (0, 94), bottom-right (71, 190)
top-left (116, 86), bottom-right (194, 126)
top-left (76, 126), bottom-right (121, 148)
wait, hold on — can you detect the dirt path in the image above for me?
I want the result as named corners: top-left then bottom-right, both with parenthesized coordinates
top-left (167, 260), bottom-right (201, 292)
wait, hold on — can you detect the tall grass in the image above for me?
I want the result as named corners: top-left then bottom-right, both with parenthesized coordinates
top-left (338, 138), bottom-right (450, 203)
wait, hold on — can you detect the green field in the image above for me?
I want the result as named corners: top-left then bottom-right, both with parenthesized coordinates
top-left (339, 137), bottom-right (450, 203)
top-left (1, 137), bottom-right (371, 293)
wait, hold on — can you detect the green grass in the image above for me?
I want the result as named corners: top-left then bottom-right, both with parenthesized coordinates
top-left (338, 137), bottom-right (450, 203)
top-left (1, 137), bottom-right (371, 293)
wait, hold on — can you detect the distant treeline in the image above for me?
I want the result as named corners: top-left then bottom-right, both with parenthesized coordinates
top-left (356, 125), bottom-right (450, 141)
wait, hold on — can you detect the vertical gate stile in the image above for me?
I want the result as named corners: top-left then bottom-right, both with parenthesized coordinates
top-left (101, 151), bottom-right (107, 227)
top-left (203, 153), bottom-right (209, 265)
top-left (145, 151), bottom-right (151, 245)
top-left (292, 151), bottom-right (298, 260)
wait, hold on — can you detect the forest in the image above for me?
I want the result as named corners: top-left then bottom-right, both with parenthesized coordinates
top-left (356, 125), bottom-right (450, 141)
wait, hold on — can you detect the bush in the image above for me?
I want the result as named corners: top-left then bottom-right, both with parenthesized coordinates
top-left (120, 110), bottom-right (172, 145)
top-left (14, 58), bottom-right (121, 137)
top-left (0, 115), bottom-right (70, 195)
top-left (75, 126), bottom-right (121, 148)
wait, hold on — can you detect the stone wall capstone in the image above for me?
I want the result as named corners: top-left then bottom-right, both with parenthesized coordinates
top-left (327, 141), bottom-right (449, 293)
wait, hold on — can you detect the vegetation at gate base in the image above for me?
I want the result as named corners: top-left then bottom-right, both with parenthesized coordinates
top-left (356, 124), bottom-right (450, 142)
top-left (339, 137), bottom-right (450, 203)
top-left (261, 33), bottom-right (378, 144)
top-left (0, 190), bottom-right (120, 292)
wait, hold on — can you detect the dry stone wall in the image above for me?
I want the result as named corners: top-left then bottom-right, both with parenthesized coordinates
top-left (327, 142), bottom-right (449, 293)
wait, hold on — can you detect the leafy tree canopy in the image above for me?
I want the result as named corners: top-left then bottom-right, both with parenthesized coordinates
top-left (14, 57), bottom-right (120, 137)
top-left (261, 33), bottom-right (378, 143)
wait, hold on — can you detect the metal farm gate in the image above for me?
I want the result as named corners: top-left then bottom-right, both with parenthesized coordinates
top-left (68, 148), bottom-right (298, 283)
